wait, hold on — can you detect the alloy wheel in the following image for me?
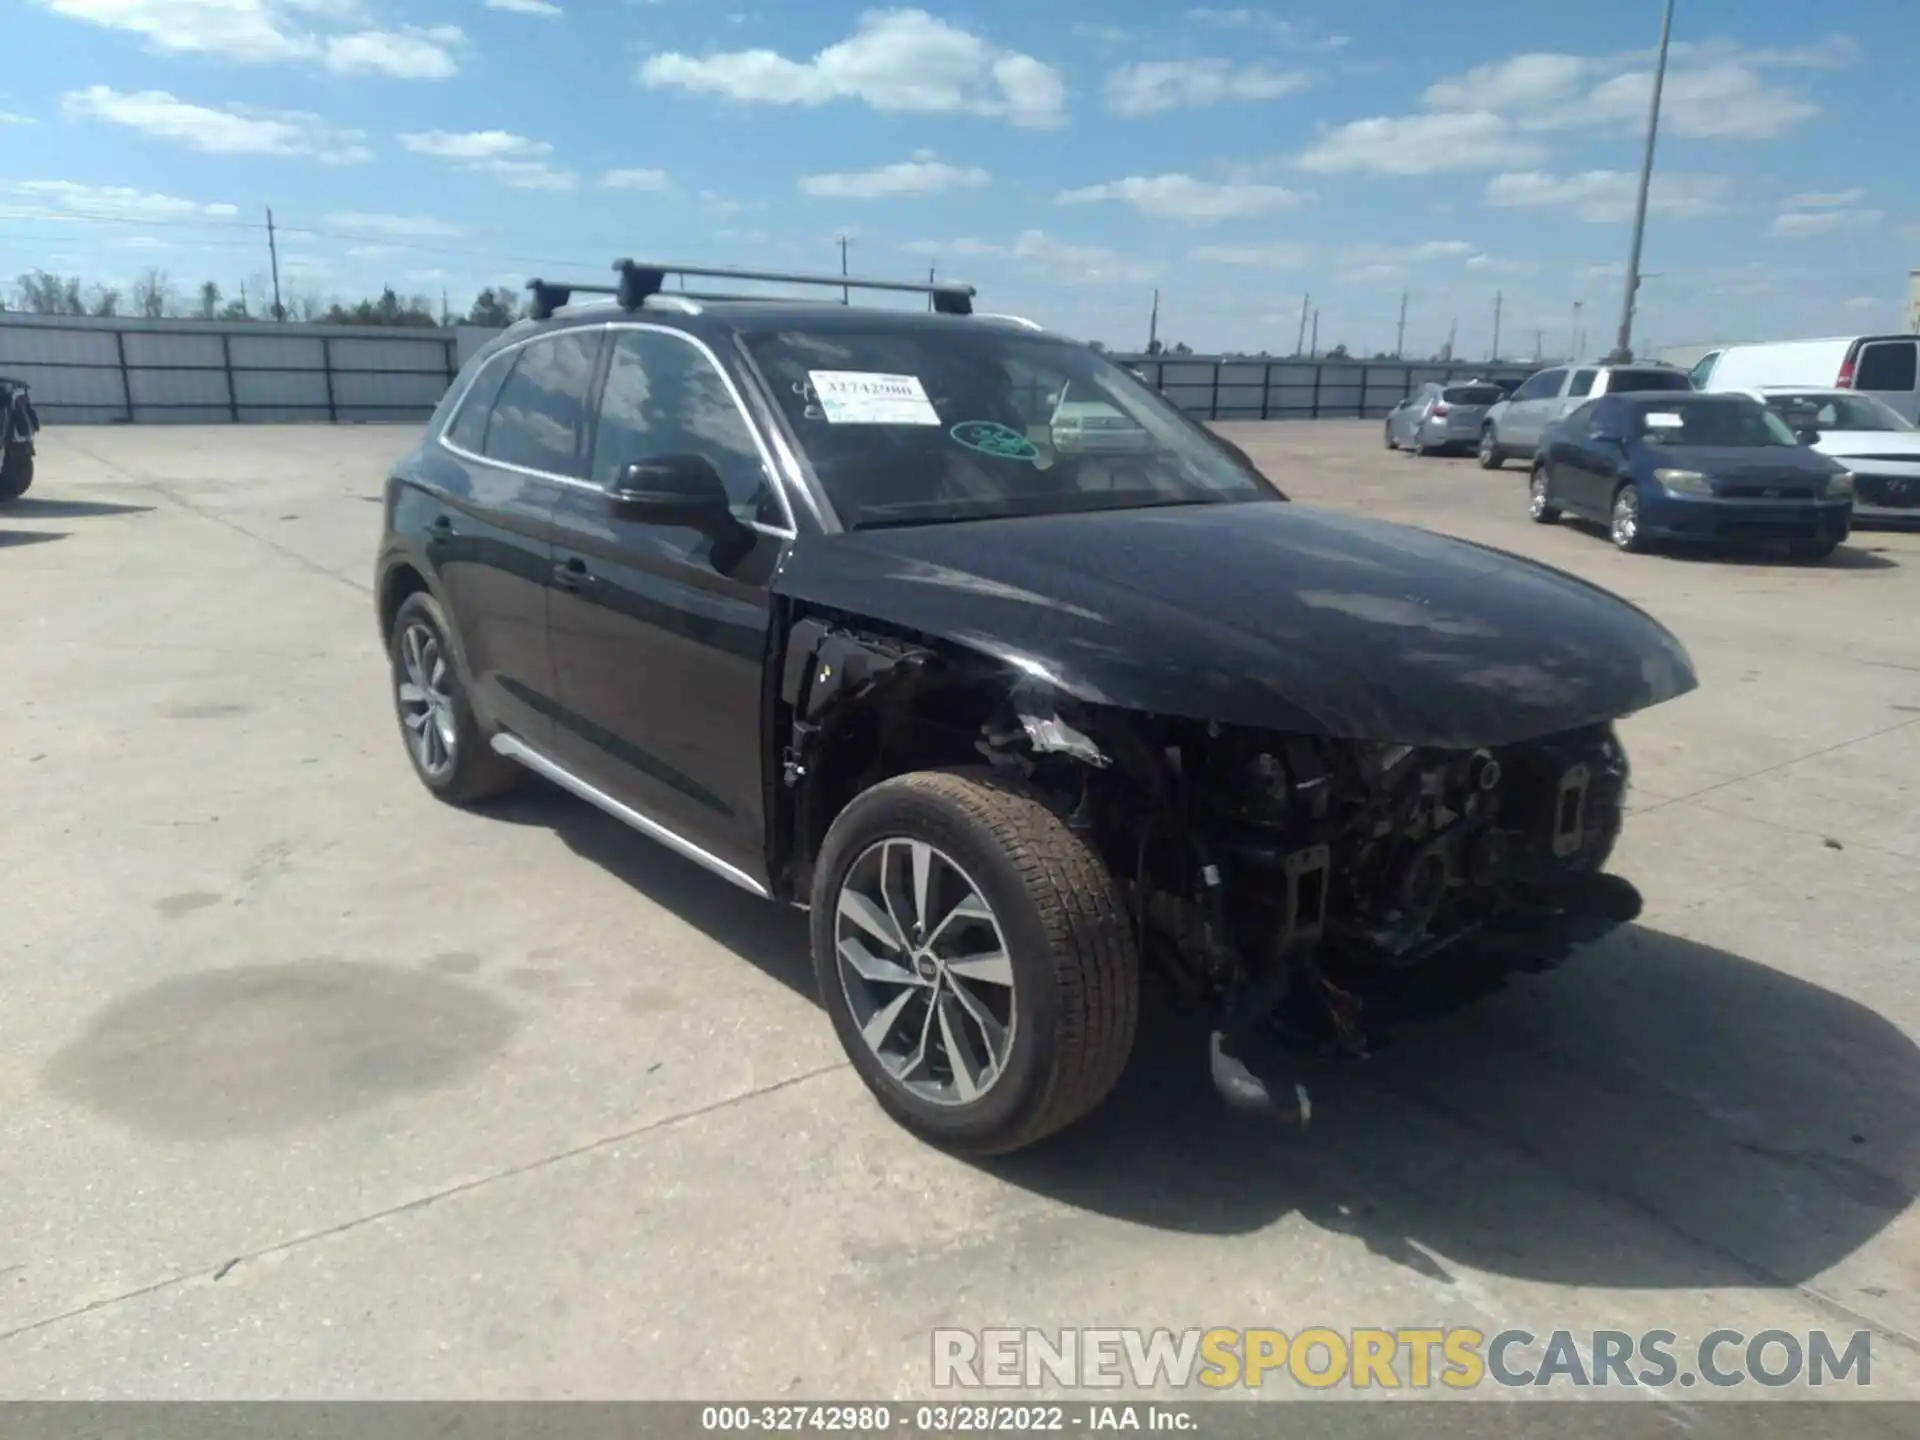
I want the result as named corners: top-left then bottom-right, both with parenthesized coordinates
top-left (1611, 488), bottom-right (1640, 549)
top-left (1529, 470), bottom-right (1551, 518)
top-left (834, 838), bottom-right (1016, 1107)
top-left (396, 621), bottom-right (458, 779)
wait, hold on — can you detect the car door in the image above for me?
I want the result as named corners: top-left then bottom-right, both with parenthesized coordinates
top-left (1853, 338), bottom-right (1919, 423)
top-left (1503, 369), bottom-right (1568, 452)
top-left (545, 324), bottom-right (793, 885)
top-left (427, 332), bottom-right (600, 746)
top-left (1555, 399), bottom-right (1622, 516)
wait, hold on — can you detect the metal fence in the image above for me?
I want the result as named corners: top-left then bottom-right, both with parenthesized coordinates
top-left (0, 315), bottom-right (475, 424)
top-left (1118, 355), bottom-right (1539, 422)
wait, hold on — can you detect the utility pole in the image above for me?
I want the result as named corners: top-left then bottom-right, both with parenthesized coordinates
top-left (1572, 300), bottom-right (1584, 361)
top-left (836, 234), bottom-right (852, 303)
top-left (265, 207), bottom-right (284, 322)
top-left (1395, 291), bottom-right (1408, 358)
top-left (1309, 308), bottom-right (1319, 357)
top-left (1147, 288), bottom-right (1160, 352)
top-left (1295, 292), bottom-right (1311, 356)
top-left (1445, 318), bottom-right (1457, 362)
top-left (927, 264), bottom-right (935, 313)
top-left (1612, 0), bottom-right (1676, 363)
top-left (1491, 290), bottom-right (1503, 362)
top-left (1533, 328), bottom-right (1543, 362)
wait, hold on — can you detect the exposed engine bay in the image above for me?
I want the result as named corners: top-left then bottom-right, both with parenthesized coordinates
top-left (778, 617), bottom-right (1644, 1124)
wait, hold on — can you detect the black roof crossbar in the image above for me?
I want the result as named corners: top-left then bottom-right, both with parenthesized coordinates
top-left (614, 258), bottom-right (975, 315)
top-left (524, 277), bottom-right (617, 322)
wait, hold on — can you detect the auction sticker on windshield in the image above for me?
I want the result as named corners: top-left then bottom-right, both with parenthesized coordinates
top-left (1646, 412), bottom-right (1686, 428)
top-left (808, 371), bottom-right (942, 426)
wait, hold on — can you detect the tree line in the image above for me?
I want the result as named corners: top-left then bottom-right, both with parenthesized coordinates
top-left (8, 268), bottom-right (532, 330)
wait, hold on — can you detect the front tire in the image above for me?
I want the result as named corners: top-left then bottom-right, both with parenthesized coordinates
top-left (1529, 464), bottom-right (1561, 523)
top-left (1477, 427), bottom-right (1504, 470)
top-left (1610, 484), bottom-right (1649, 553)
top-left (1790, 540), bottom-right (1837, 562)
top-left (0, 443), bottom-right (31, 502)
top-left (811, 769), bottom-right (1140, 1155)
top-left (1383, 422), bottom-right (1398, 451)
top-left (387, 590), bottom-right (524, 805)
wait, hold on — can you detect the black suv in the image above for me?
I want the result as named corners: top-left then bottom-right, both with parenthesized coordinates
top-left (376, 259), bottom-right (1698, 1154)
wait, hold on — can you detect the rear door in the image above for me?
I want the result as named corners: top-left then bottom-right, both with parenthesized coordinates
top-left (1502, 368), bottom-right (1568, 451)
top-left (1852, 338), bottom-right (1919, 422)
top-left (427, 332), bottom-right (601, 745)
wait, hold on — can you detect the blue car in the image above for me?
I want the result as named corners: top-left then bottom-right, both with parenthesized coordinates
top-left (1528, 391), bottom-right (1855, 560)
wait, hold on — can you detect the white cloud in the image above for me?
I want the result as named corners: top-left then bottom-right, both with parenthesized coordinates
top-left (1423, 43), bottom-right (1832, 142)
top-left (1187, 7), bottom-right (1347, 51)
top-left (406, 267), bottom-right (451, 282)
top-left (1783, 188), bottom-right (1865, 209)
top-left (0, 110), bottom-right (34, 125)
top-left (901, 237), bottom-right (1005, 257)
top-left (800, 158), bottom-right (990, 199)
top-left (1191, 242), bottom-right (1312, 268)
top-left (1009, 230), bottom-right (1157, 286)
top-left (326, 211), bottom-right (462, 238)
top-left (484, 0), bottom-right (560, 15)
top-left (324, 25), bottom-right (463, 78)
top-left (600, 167), bottom-right (671, 190)
top-left (1297, 112), bottom-right (1546, 174)
top-left (1770, 207), bottom-right (1882, 238)
top-left (1056, 173), bottom-right (1303, 222)
top-left (400, 128), bottom-right (575, 188)
top-left (638, 8), bottom-right (1067, 126)
top-left (1484, 169), bottom-right (1736, 223)
top-left (1843, 296), bottom-right (1883, 313)
top-left (7, 179), bottom-right (239, 222)
top-left (60, 86), bottom-right (371, 162)
top-left (30, 3), bottom-right (465, 77)
top-left (1105, 60), bottom-right (1311, 115)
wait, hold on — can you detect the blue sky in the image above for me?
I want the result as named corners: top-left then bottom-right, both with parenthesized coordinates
top-left (3, 0), bottom-right (1914, 357)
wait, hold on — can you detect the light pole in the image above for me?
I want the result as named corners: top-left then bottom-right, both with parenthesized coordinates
top-left (1609, 0), bottom-right (1676, 364)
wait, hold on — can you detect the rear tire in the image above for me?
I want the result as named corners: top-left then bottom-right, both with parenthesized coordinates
top-left (0, 444), bottom-right (31, 502)
top-left (1477, 427), bottom-right (1504, 470)
top-left (1789, 540), bottom-right (1837, 562)
top-left (811, 769), bottom-right (1140, 1156)
top-left (1383, 422), bottom-right (1397, 451)
top-left (387, 590), bottom-right (525, 805)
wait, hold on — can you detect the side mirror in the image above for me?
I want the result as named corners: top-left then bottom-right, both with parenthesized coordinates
top-left (607, 454), bottom-right (733, 529)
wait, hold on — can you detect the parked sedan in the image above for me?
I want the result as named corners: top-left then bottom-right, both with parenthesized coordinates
top-left (1384, 381), bottom-right (1507, 456)
top-left (1742, 387), bottom-right (1920, 524)
top-left (1527, 392), bottom-right (1854, 559)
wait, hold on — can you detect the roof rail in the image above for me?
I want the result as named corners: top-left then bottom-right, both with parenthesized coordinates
top-left (525, 259), bottom-right (976, 321)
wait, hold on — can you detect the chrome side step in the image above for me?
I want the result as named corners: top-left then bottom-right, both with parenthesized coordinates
top-left (490, 733), bottom-right (771, 899)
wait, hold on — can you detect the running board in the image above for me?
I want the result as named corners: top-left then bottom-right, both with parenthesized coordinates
top-left (489, 733), bottom-right (771, 899)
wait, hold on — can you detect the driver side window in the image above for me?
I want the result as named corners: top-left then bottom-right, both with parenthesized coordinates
top-left (591, 329), bottom-right (786, 528)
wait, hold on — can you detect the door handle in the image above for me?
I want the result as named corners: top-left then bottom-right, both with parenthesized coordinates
top-left (553, 556), bottom-right (595, 592)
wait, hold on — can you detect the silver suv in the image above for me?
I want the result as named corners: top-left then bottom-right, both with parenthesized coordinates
top-left (1478, 362), bottom-right (1694, 470)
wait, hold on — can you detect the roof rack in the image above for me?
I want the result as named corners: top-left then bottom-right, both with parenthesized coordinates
top-left (524, 258), bottom-right (976, 321)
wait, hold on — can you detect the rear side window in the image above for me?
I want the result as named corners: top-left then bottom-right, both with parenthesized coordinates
top-left (444, 349), bottom-right (513, 454)
top-left (1607, 368), bottom-right (1692, 393)
top-left (1443, 385), bottom-right (1504, 405)
top-left (481, 331), bottom-right (603, 478)
top-left (1512, 369), bottom-right (1564, 401)
top-left (1688, 352), bottom-right (1720, 387)
top-left (1568, 369), bottom-right (1598, 398)
top-left (1856, 340), bottom-right (1918, 392)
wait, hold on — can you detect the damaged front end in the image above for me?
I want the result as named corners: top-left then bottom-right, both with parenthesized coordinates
top-left (977, 689), bottom-right (1644, 1125)
top-left (773, 615), bottom-right (1646, 1129)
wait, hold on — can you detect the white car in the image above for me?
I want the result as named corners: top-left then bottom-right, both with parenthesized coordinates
top-left (1695, 335), bottom-right (1920, 424)
top-left (1739, 386), bottom-right (1920, 522)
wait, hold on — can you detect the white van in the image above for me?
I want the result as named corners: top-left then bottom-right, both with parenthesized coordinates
top-left (1693, 334), bottom-right (1920, 422)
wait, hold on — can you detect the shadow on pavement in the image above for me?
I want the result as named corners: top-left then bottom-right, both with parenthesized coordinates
top-left (1, 497), bottom-right (154, 519)
top-left (485, 779), bottom-right (1919, 1294)
top-left (487, 782), bottom-right (815, 1000)
top-left (0, 529), bottom-right (68, 548)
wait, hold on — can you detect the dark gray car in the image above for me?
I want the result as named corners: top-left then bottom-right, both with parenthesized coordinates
top-left (1385, 381), bottom-right (1508, 456)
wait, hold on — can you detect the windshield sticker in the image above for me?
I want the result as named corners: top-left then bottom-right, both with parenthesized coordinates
top-left (806, 370), bottom-right (941, 426)
top-left (950, 420), bottom-right (1039, 462)
top-left (1645, 411), bottom-right (1686, 428)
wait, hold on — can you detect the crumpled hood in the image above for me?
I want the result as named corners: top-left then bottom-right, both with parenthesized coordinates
top-left (775, 500), bottom-right (1699, 748)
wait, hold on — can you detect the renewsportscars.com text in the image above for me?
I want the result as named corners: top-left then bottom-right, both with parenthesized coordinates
top-left (932, 1327), bottom-right (1873, 1392)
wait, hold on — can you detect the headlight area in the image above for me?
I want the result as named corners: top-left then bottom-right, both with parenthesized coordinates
top-left (1826, 469), bottom-right (1856, 498)
top-left (1654, 468), bottom-right (1711, 494)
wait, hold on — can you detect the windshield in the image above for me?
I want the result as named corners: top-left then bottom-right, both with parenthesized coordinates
top-left (742, 326), bottom-right (1278, 528)
top-left (1761, 392), bottom-right (1915, 434)
top-left (1633, 399), bottom-right (1800, 447)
